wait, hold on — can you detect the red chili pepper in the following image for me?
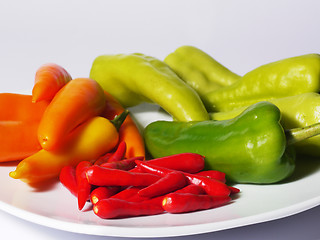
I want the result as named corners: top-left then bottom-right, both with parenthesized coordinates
top-left (94, 152), bottom-right (112, 165)
top-left (145, 153), bottom-right (205, 173)
top-left (135, 161), bottom-right (231, 197)
top-left (195, 170), bottom-right (226, 183)
top-left (138, 171), bottom-right (188, 198)
top-left (110, 186), bottom-right (142, 200)
top-left (90, 186), bottom-right (120, 204)
top-left (100, 156), bottom-right (143, 170)
top-left (59, 165), bottom-right (78, 197)
top-left (107, 141), bottom-right (127, 163)
top-left (86, 165), bottom-right (161, 187)
top-left (126, 193), bottom-right (149, 202)
top-left (76, 161), bottom-right (93, 210)
top-left (93, 198), bottom-right (164, 219)
top-left (228, 186), bottom-right (240, 194)
top-left (174, 184), bottom-right (206, 195)
top-left (162, 193), bottom-right (231, 214)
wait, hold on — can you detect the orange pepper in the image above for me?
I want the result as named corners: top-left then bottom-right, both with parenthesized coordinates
top-left (9, 115), bottom-right (123, 184)
top-left (0, 121), bottom-right (41, 162)
top-left (103, 91), bottom-right (145, 158)
top-left (32, 63), bottom-right (72, 103)
top-left (0, 93), bottom-right (49, 122)
top-left (0, 93), bottom-right (49, 162)
top-left (38, 78), bottom-right (106, 151)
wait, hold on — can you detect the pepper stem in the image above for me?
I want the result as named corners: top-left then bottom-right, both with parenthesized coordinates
top-left (111, 110), bottom-right (129, 131)
top-left (286, 122), bottom-right (320, 146)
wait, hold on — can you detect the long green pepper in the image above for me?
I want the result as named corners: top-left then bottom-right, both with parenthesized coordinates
top-left (164, 46), bottom-right (240, 102)
top-left (205, 54), bottom-right (320, 112)
top-left (90, 53), bottom-right (209, 122)
top-left (144, 102), bottom-right (320, 184)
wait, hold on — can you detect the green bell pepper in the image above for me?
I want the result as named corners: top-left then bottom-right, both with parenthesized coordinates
top-left (89, 53), bottom-right (209, 122)
top-left (164, 46), bottom-right (240, 107)
top-left (144, 101), bottom-right (320, 184)
top-left (211, 92), bottom-right (320, 157)
top-left (205, 54), bottom-right (320, 112)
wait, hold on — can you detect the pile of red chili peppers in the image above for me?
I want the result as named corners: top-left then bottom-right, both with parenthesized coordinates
top-left (60, 141), bottom-right (240, 219)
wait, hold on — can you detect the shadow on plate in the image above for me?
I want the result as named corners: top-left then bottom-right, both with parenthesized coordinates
top-left (28, 177), bottom-right (60, 192)
top-left (0, 160), bottom-right (20, 167)
top-left (284, 154), bottom-right (320, 183)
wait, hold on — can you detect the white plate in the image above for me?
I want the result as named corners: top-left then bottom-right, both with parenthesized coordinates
top-left (0, 103), bottom-right (320, 238)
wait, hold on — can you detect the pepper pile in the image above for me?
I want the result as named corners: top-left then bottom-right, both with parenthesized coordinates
top-left (164, 46), bottom-right (320, 157)
top-left (60, 143), bottom-right (239, 219)
top-left (89, 48), bottom-right (320, 184)
top-left (5, 63), bottom-right (145, 184)
top-left (3, 45), bottom-right (320, 219)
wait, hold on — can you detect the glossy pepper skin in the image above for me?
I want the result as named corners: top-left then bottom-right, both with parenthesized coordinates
top-left (0, 93), bottom-right (49, 122)
top-left (0, 94), bottom-right (49, 162)
top-left (38, 78), bottom-right (106, 151)
top-left (89, 53), bottom-right (209, 122)
top-left (211, 93), bottom-right (320, 157)
top-left (205, 54), bottom-right (320, 112)
top-left (164, 45), bottom-right (240, 107)
top-left (162, 193), bottom-right (231, 214)
top-left (144, 102), bottom-right (296, 184)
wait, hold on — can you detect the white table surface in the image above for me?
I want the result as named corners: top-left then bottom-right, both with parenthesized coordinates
top-left (1, 1), bottom-right (320, 239)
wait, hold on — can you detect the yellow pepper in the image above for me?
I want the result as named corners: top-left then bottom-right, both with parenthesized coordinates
top-left (9, 113), bottom-right (127, 185)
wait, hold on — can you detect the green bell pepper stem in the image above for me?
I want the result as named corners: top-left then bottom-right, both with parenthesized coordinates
top-left (110, 110), bottom-right (129, 132)
top-left (286, 122), bottom-right (320, 146)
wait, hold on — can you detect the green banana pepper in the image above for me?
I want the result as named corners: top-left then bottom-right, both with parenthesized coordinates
top-left (89, 53), bottom-right (209, 122)
top-left (205, 54), bottom-right (320, 112)
top-left (164, 46), bottom-right (240, 107)
top-left (144, 101), bottom-right (320, 184)
top-left (211, 92), bottom-right (320, 157)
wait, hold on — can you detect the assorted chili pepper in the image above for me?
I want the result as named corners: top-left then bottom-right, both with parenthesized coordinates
top-left (59, 147), bottom-right (238, 219)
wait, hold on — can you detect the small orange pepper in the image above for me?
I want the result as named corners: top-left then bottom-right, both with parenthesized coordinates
top-left (103, 91), bottom-right (145, 158)
top-left (38, 78), bottom-right (106, 151)
top-left (32, 63), bottom-right (72, 103)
